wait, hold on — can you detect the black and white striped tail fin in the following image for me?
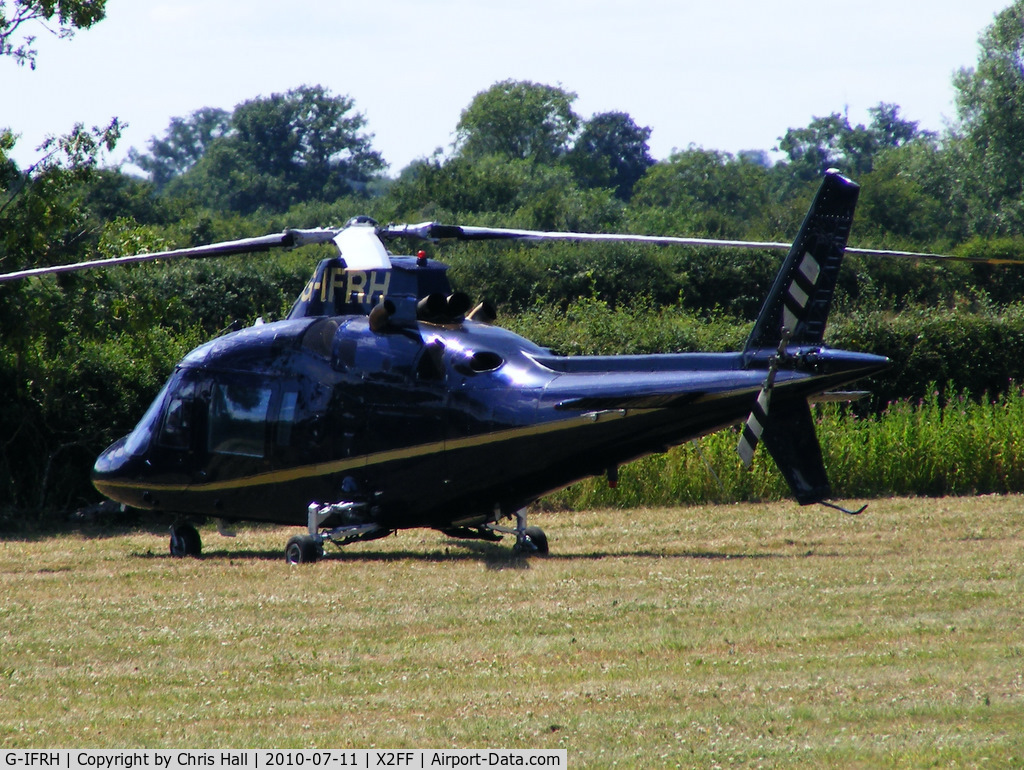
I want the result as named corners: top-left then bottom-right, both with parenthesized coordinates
top-left (744, 170), bottom-right (859, 352)
top-left (736, 171), bottom-right (860, 502)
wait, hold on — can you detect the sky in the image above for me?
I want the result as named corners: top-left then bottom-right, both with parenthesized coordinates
top-left (2, 0), bottom-right (1014, 177)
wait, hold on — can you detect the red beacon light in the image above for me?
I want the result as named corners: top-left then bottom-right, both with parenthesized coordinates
top-left (416, 250), bottom-right (428, 267)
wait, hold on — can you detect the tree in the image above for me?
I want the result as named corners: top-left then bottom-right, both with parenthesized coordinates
top-left (776, 104), bottom-right (928, 183)
top-left (166, 85), bottom-right (385, 214)
top-left (776, 112), bottom-right (870, 181)
top-left (0, 120), bottom-right (122, 274)
top-left (568, 111), bottom-right (655, 201)
top-left (628, 147), bottom-right (774, 238)
top-left (128, 107), bottom-right (230, 189)
top-left (951, 0), bottom-right (1024, 234)
top-left (855, 144), bottom-right (949, 244)
top-left (0, 0), bottom-right (107, 68)
top-left (455, 80), bottom-right (580, 164)
top-left (869, 102), bottom-right (928, 150)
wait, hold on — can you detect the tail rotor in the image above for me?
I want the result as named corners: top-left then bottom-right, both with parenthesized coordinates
top-left (737, 329), bottom-right (791, 467)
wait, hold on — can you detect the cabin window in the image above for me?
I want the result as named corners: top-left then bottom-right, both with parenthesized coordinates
top-left (209, 383), bottom-right (273, 458)
top-left (337, 325), bottom-right (425, 382)
top-left (276, 391), bottom-right (299, 447)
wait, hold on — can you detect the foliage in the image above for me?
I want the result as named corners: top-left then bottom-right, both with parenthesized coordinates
top-left (0, 121), bottom-right (123, 344)
top-left (628, 148), bottom-right (782, 238)
top-left (566, 111), bottom-right (655, 200)
top-left (505, 295), bottom-right (747, 356)
top-left (0, 0), bottom-right (106, 68)
top-left (0, 321), bottom-right (199, 513)
top-left (446, 240), bottom-right (780, 319)
top-left (454, 79), bottom-right (579, 163)
top-left (389, 154), bottom-right (624, 232)
top-left (827, 302), bottom-right (1024, 405)
top-left (135, 86), bottom-right (385, 214)
top-left (127, 107), bottom-right (230, 189)
top-left (851, 145), bottom-right (950, 244)
top-left (775, 103), bottom-right (932, 182)
top-left (951, 0), bottom-right (1024, 235)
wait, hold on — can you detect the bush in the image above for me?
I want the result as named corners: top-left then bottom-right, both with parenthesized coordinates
top-left (544, 386), bottom-right (1024, 510)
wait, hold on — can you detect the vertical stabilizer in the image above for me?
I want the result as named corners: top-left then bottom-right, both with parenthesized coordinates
top-left (745, 170), bottom-right (859, 352)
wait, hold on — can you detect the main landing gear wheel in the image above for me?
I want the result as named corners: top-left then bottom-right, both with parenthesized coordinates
top-left (169, 523), bottom-right (202, 558)
top-left (285, 535), bottom-right (321, 564)
top-left (524, 526), bottom-right (549, 555)
top-left (515, 526), bottom-right (549, 556)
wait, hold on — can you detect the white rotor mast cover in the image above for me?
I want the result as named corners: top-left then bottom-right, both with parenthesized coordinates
top-left (333, 222), bottom-right (392, 270)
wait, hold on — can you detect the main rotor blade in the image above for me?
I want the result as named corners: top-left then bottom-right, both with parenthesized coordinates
top-left (7, 219), bottom-right (1022, 285)
top-left (382, 222), bottom-right (1024, 266)
top-left (842, 246), bottom-right (1024, 264)
top-left (382, 222), bottom-right (793, 251)
top-left (0, 228), bottom-right (339, 283)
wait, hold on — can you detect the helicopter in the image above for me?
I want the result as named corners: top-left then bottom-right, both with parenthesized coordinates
top-left (0, 170), bottom-right (1000, 563)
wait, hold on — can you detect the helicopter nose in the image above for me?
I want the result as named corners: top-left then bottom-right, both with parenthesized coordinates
top-left (92, 436), bottom-right (140, 506)
top-left (93, 437), bottom-right (125, 474)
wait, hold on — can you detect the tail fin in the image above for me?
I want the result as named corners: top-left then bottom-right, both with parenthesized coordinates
top-left (745, 170), bottom-right (859, 352)
top-left (739, 170), bottom-right (861, 505)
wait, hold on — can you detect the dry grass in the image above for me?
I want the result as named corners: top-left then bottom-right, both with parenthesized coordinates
top-left (2, 496), bottom-right (1023, 766)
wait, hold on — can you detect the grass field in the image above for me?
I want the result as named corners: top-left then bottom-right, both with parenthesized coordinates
top-left (2, 496), bottom-right (1023, 766)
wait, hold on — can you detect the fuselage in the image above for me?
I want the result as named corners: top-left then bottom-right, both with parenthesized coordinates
top-left (92, 313), bottom-right (889, 530)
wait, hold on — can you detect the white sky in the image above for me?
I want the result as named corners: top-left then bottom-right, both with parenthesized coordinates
top-left (2, 0), bottom-right (1012, 176)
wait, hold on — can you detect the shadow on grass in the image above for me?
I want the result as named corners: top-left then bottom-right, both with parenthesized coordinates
top-left (0, 521), bottom-right (178, 543)
top-left (128, 538), bottom-right (804, 570)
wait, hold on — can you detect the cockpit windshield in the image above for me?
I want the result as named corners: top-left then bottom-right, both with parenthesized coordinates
top-left (122, 376), bottom-right (175, 456)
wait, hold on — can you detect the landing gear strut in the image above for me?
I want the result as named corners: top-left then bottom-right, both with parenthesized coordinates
top-left (284, 501), bottom-right (391, 564)
top-left (482, 507), bottom-right (549, 556)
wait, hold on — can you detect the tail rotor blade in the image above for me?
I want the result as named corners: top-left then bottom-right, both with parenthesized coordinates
top-left (738, 384), bottom-right (772, 468)
top-left (737, 329), bottom-right (791, 467)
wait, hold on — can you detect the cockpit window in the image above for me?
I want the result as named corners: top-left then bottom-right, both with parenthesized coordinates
top-left (125, 379), bottom-right (174, 456)
top-left (158, 379), bottom-right (196, 450)
top-left (209, 383), bottom-right (273, 458)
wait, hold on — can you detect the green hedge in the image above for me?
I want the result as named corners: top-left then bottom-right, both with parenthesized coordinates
top-left (827, 303), bottom-right (1024, 405)
top-left (545, 387), bottom-right (1024, 510)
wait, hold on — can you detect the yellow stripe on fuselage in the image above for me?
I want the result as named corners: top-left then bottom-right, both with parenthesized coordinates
top-left (95, 408), bottom-right (634, 495)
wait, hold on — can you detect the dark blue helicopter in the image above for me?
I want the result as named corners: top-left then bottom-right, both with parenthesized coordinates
top-left (0, 171), bottom-right (985, 562)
